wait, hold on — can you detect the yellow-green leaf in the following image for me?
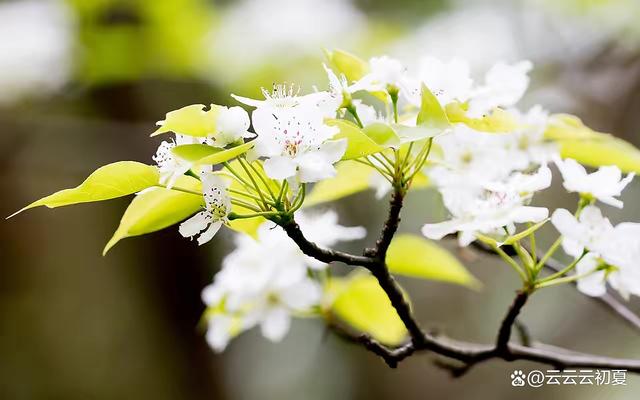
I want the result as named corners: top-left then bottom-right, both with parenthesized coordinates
top-left (445, 102), bottom-right (517, 133)
top-left (104, 176), bottom-right (203, 254)
top-left (417, 84), bottom-right (450, 130)
top-left (172, 141), bottom-right (255, 165)
top-left (328, 273), bottom-right (407, 346)
top-left (545, 114), bottom-right (640, 173)
top-left (304, 161), bottom-right (373, 207)
top-left (9, 162), bottom-right (159, 218)
top-left (386, 234), bottom-right (481, 289)
top-left (328, 119), bottom-right (383, 160)
top-left (363, 122), bottom-right (400, 147)
top-left (325, 48), bottom-right (368, 83)
top-left (152, 104), bottom-right (221, 137)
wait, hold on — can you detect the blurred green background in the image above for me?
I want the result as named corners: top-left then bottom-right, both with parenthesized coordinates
top-left (1, 0), bottom-right (640, 398)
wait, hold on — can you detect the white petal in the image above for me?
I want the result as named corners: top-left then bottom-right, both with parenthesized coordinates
top-left (279, 279), bottom-right (322, 310)
top-left (422, 220), bottom-right (461, 241)
top-left (205, 315), bottom-right (233, 352)
top-left (263, 156), bottom-right (298, 180)
top-left (260, 307), bottom-right (291, 342)
top-left (230, 93), bottom-right (264, 108)
top-left (197, 221), bottom-right (222, 245)
top-left (551, 208), bottom-right (580, 238)
top-left (179, 211), bottom-right (209, 238)
top-left (575, 256), bottom-right (606, 297)
top-left (296, 140), bottom-right (347, 183)
top-left (511, 206), bottom-right (549, 224)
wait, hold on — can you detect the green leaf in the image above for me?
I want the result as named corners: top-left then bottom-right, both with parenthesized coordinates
top-left (172, 141), bottom-right (255, 165)
top-left (152, 104), bottom-right (221, 137)
top-left (445, 102), bottom-right (517, 133)
top-left (325, 48), bottom-right (368, 83)
top-left (500, 219), bottom-right (549, 246)
top-left (327, 119), bottom-right (384, 160)
top-left (9, 162), bottom-right (159, 218)
top-left (386, 234), bottom-right (481, 289)
top-left (328, 273), bottom-right (407, 346)
top-left (362, 122), bottom-right (400, 147)
top-left (304, 161), bottom-right (373, 207)
top-left (417, 84), bottom-right (450, 130)
top-left (545, 115), bottom-right (640, 173)
top-left (104, 176), bottom-right (203, 254)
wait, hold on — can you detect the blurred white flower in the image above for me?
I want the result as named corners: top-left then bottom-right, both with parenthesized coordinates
top-left (554, 157), bottom-right (634, 208)
top-left (0, 0), bottom-right (74, 105)
top-left (201, 211), bottom-right (365, 350)
top-left (352, 56), bottom-right (417, 102)
top-left (208, 0), bottom-right (365, 79)
top-left (415, 57), bottom-right (473, 106)
top-left (467, 61), bottom-right (533, 118)
top-left (423, 165), bottom-right (551, 246)
top-left (179, 174), bottom-right (231, 245)
top-left (391, 6), bottom-right (519, 73)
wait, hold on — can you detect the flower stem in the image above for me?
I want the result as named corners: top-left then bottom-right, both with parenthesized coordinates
top-left (535, 236), bottom-right (562, 273)
top-left (155, 184), bottom-right (201, 197)
top-left (236, 157), bottom-right (268, 210)
top-left (346, 104), bottom-right (364, 128)
top-left (537, 250), bottom-right (589, 284)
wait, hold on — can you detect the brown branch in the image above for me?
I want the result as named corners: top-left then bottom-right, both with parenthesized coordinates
top-left (279, 190), bottom-right (640, 374)
top-left (495, 290), bottom-right (530, 353)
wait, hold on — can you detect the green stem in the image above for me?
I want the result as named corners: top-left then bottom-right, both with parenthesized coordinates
top-left (230, 199), bottom-right (262, 213)
top-left (535, 268), bottom-right (597, 289)
top-left (537, 250), bottom-right (589, 284)
top-left (535, 237), bottom-right (562, 272)
top-left (155, 184), bottom-right (201, 197)
top-left (483, 239), bottom-right (528, 282)
top-left (222, 162), bottom-right (255, 192)
top-left (229, 211), bottom-right (281, 220)
top-left (236, 157), bottom-right (268, 210)
top-left (227, 188), bottom-right (276, 206)
top-left (347, 105), bottom-right (364, 128)
top-left (244, 157), bottom-right (277, 201)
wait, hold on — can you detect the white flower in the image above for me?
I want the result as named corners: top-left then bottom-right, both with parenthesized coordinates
top-left (505, 105), bottom-right (557, 165)
top-left (352, 56), bottom-right (417, 101)
top-left (554, 157), bottom-right (634, 208)
top-left (201, 211), bottom-right (365, 350)
top-left (251, 105), bottom-right (346, 182)
top-left (416, 56), bottom-right (473, 106)
top-left (428, 125), bottom-right (526, 190)
top-left (179, 174), bottom-right (231, 245)
top-left (551, 206), bottom-right (640, 299)
top-left (551, 206), bottom-right (614, 257)
top-left (574, 254), bottom-right (607, 297)
top-left (296, 209), bottom-right (366, 248)
top-left (0, 0), bottom-right (73, 104)
top-left (423, 165), bottom-right (551, 246)
top-left (232, 83), bottom-right (333, 114)
top-left (153, 134), bottom-right (205, 188)
top-left (213, 106), bottom-right (253, 147)
top-left (467, 61), bottom-right (532, 118)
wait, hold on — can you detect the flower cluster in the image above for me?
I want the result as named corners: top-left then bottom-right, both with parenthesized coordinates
top-left (145, 51), bottom-right (639, 348)
top-left (201, 211), bottom-right (365, 350)
top-left (16, 49), bottom-right (640, 354)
